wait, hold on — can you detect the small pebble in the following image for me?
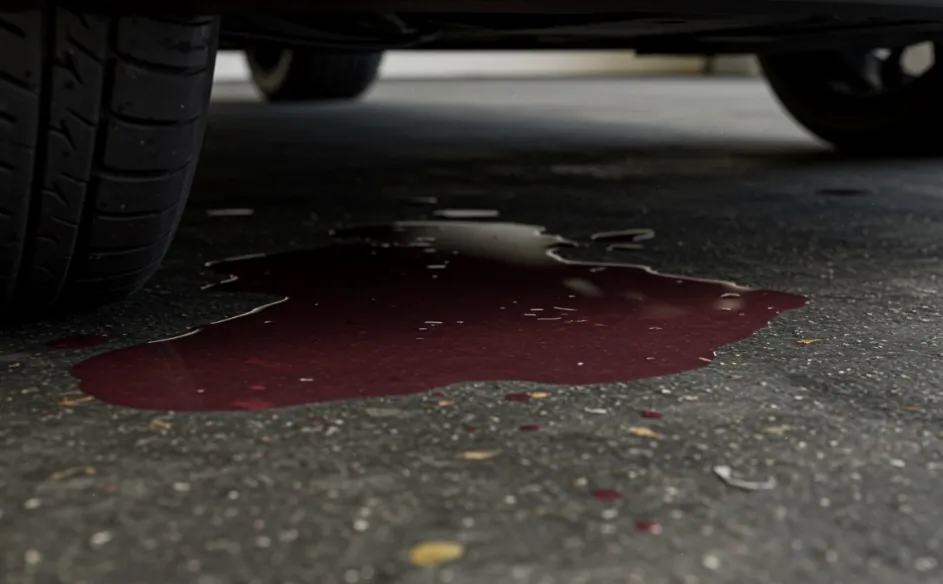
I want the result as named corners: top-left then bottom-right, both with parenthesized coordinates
top-left (702, 553), bottom-right (721, 570)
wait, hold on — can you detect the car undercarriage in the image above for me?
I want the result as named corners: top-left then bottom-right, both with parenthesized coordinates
top-left (3, 2), bottom-right (943, 317)
top-left (219, 12), bottom-right (943, 55)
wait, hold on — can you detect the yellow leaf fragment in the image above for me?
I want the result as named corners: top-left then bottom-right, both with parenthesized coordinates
top-left (762, 425), bottom-right (789, 436)
top-left (796, 339), bottom-right (818, 345)
top-left (149, 418), bottom-right (172, 434)
top-left (409, 541), bottom-right (465, 567)
top-left (59, 395), bottom-right (94, 407)
top-left (628, 426), bottom-right (660, 439)
top-left (460, 450), bottom-right (501, 460)
top-left (435, 400), bottom-right (454, 407)
top-left (528, 392), bottom-right (550, 399)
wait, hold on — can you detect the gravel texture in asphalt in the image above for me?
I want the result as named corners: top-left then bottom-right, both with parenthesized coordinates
top-left (4, 78), bottom-right (943, 584)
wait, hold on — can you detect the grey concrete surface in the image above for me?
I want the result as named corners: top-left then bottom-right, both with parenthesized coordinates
top-left (4, 77), bottom-right (943, 584)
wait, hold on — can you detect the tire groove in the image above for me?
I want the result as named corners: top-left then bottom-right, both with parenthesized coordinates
top-left (98, 161), bottom-right (192, 180)
top-left (0, 17), bottom-right (26, 38)
top-left (66, 33), bottom-right (104, 64)
top-left (109, 109), bottom-right (203, 127)
top-left (95, 199), bottom-right (180, 219)
top-left (88, 229), bottom-right (174, 256)
top-left (13, 8), bottom-right (56, 303)
top-left (115, 51), bottom-right (208, 76)
top-left (0, 68), bottom-right (36, 93)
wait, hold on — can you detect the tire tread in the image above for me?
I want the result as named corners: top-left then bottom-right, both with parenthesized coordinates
top-left (0, 9), bottom-right (218, 317)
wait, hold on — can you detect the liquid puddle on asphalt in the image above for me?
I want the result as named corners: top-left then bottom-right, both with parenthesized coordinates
top-left (70, 221), bottom-right (806, 412)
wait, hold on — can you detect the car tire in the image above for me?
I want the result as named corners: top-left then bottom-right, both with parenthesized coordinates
top-left (245, 47), bottom-right (382, 102)
top-left (759, 43), bottom-right (943, 155)
top-left (0, 10), bottom-right (218, 319)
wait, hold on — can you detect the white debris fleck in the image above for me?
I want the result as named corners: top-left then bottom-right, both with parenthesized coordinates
top-left (890, 458), bottom-right (906, 468)
top-left (89, 531), bottom-right (113, 547)
top-left (702, 553), bottom-right (721, 570)
top-left (584, 408), bottom-right (608, 415)
top-left (173, 482), bottom-right (191, 493)
top-left (562, 278), bottom-right (604, 298)
top-left (23, 498), bottom-right (41, 510)
top-left (279, 529), bottom-right (299, 543)
top-left (712, 465), bottom-right (776, 491)
top-left (915, 557), bottom-right (938, 572)
top-left (24, 549), bottom-right (41, 565)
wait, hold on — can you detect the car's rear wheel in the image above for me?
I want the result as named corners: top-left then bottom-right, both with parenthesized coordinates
top-left (760, 40), bottom-right (943, 155)
top-left (245, 47), bottom-right (382, 102)
top-left (0, 9), bottom-right (218, 319)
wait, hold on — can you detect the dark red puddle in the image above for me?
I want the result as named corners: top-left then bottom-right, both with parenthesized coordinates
top-left (71, 221), bottom-right (806, 412)
top-left (640, 410), bottom-right (663, 420)
top-left (47, 335), bottom-right (109, 349)
top-left (519, 424), bottom-right (541, 432)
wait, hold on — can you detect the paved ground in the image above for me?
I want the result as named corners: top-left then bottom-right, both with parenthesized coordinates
top-left (5, 77), bottom-right (943, 584)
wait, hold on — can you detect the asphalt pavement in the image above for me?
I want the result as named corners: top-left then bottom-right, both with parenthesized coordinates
top-left (4, 76), bottom-right (943, 584)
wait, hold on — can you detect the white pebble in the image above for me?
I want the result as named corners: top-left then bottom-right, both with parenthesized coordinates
top-left (702, 553), bottom-right (721, 570)
top-left (90, 531), bottom-right (113, 547)
top-left (916, 557), bottom-right (938, 572)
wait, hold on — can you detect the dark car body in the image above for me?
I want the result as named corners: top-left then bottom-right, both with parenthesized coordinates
top-left (2, 0), bottom-right (943, 318)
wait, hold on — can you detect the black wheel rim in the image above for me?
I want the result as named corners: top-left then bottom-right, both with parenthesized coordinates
top-left (248, 46), bottom-right (284, 73)
top-left (819, 41), bottom-right (937, 97)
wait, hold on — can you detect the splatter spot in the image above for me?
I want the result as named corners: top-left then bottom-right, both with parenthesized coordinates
top-left (592, 489), bottom-right (624, 501)
top-left (635, 520), bottom-right (663, 534)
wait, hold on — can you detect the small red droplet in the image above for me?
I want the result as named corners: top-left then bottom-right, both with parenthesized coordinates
top-left (635, 520), bottom-right (662, 534)
top-left (519, 424), bottom-right (541, 432)
top-left (46, 334), bottom-right (109, 349)
top-left (249, 384), bottom-right (267, 392)
top-left (505, 393), bottom-right (532, 402)
top-left (592, 489), bottom-right (623, 501)
top-left (640, 410), bottom-right (663, 419)
top-left (431, 391), bottom-right (445, 398)
top-left (465, 425), bottom-right (477, 433)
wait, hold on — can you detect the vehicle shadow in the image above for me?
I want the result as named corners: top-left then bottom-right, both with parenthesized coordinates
top-left (198, 89), bottom-right (924, 210)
